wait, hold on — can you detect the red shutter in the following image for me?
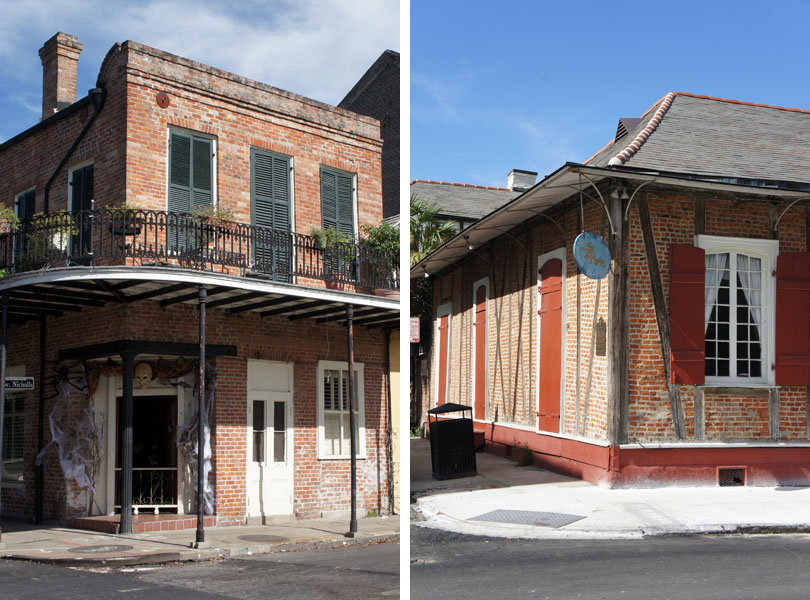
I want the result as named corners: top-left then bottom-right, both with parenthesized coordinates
top-left (775, 252), bottom-right (810, 385)
top-left (669, 244), bottom-right (705, 384)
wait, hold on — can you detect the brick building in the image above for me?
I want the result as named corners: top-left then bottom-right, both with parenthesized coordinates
top-left (414, 92), bottom-right (810, 487)
top-left (0, 33), bottom-right (399, 532)
top-left (339, 50), bottom-right (400, 221)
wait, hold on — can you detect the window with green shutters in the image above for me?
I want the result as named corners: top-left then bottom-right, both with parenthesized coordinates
top-left (168, 130), bottom-right (214, 251)
top-left (251, 148), bottom-right (292, 281)
top-left (320, 168), bottom-right (355, 240)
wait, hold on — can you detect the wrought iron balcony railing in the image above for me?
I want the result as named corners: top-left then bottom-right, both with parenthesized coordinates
top-left (0, 209), bottom-right (399, 292)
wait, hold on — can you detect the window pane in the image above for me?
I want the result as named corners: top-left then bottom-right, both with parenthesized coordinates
top-left (273, 401), bottom-right (285, 463)
top-left (252, 400), bottom-right (265, 463)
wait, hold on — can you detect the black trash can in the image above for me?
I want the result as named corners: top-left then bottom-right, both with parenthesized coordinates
top-left (428, 403), bottom-right (477, 480)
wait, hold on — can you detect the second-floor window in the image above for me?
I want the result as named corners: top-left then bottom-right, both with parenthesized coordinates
top-left (320, 167), bottom-right (355, 240)
top-left (69, 163), bottom-right (93, 257)
top-left (251, 148), bottom-right (292, 280)
top-left (168, 130), bottom-right (214, 250)
top-left (14, 189), bottom-right (35, 258)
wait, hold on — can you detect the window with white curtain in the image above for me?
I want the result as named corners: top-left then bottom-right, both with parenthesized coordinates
top-left (698, 235), bottom-right (778, 384)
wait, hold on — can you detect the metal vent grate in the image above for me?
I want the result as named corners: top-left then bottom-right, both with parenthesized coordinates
top-left (718, 467), bottom-right (745, 487)
top-left (470, 509), bottom-right (586, 528)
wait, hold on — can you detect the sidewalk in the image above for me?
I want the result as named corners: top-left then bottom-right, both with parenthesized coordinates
top-left (0, 515), bottom-right (399, 567)
top-left (411, 438), bottom-right (810, 539)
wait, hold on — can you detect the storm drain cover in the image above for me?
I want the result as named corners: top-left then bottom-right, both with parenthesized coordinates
top-left (237, 535), bottom-right (289, 543)
top-left (68, 544), bottom-right (134, 554)
top-left (469, 509), bottom-right (586, 528)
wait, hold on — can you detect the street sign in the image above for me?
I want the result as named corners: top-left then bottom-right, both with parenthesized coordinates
top-left (573, 232), bottom-right (611, 279)
top-left (5, 377), bottom-right (34, 391)
top-left (410, 317), bottom-right (420, 343)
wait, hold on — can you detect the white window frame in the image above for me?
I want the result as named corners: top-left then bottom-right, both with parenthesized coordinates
top-left (316, 360), bottom-right (365, 460)
top-left (434, 302), bottom-right (452, 408)
top-left (165, 128), bottom-right (218, 211)
top-left (471, 278), bottom-right (489, 421)
top-left (696, 235), bottom-right (778, 385)
top-left (536, 248), bottom-right (566, 433)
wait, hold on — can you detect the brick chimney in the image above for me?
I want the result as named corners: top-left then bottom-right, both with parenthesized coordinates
top-left (507, 169), bottom-right (538, 192)
top-left (39, 32), bottom-right (83, 120)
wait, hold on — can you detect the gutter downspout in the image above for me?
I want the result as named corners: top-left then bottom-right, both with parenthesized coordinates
top-left (43, 86), bottom-right (106, 213)
top-left (385, 330), bottom-right (394, 514)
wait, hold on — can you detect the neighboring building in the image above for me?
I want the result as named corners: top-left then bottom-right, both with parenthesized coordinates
top-left (0, 33), bottom-right (399, 531)
top-left (410, 171), bottom-right (534, 428)
top-left (339, 50), bottom-right (399, 220)
top-left (414, 92), bottom-right (810, 487)
top-left (410, 169), bottom-right (534, 231)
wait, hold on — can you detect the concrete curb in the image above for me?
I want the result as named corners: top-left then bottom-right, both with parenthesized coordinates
top-left (2, 534), bottom-right (400, 568)
top-left (414, 517), bottom-right (810, 541)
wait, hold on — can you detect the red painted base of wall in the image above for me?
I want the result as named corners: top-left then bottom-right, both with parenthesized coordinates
top-left (475, 422), bottom-right (810, 487)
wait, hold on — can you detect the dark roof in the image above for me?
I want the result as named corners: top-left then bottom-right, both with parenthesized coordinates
top-left (588, 92), bottom-right (810, 184)
top-left (410, 180), bottom-right (520, 221)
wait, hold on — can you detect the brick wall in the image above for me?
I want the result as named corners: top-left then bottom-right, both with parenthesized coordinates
top-left (428, 186), bottom-right (810, 448)
top-left (3, 301), bottom-right (390, 523)
top-left (428, 200), bottom-right (610, 440)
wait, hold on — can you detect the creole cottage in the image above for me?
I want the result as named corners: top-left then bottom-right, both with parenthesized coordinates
top-left (414, 92), bottom-right (810, 487)
top-left (0, 33), bottom-right (399, 535)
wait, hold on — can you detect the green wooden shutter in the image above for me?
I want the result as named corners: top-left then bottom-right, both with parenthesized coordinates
top-left (168, 131), bottom-right (213, 251)
top-left (251, 148), bottom-right (292, 280)
top-left (320, 168), bottom-right (355, 240)
top-left (191, 137), bottom-right (213, 210)
top-left (168, 132), bottom-right (192, 215)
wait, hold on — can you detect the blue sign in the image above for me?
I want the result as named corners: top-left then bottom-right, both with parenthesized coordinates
top-left (573, 232), bottom-right (611, 279)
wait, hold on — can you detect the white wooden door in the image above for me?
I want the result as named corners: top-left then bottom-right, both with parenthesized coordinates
top-left (246, 361), bottom-right (294, 519)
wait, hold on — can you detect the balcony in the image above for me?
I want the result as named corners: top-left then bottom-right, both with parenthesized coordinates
top-left (0, 209), bottom-right (399, 294)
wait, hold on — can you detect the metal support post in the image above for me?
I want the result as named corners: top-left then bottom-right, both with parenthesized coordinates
top-left (0, 292), bottom-right (8, 543)
top-left (196, 285), bottom-right (207, 546)
top-left (120, 350), bottom-right (135, 534)
top-left (346, 304), bottom-right (358, 536)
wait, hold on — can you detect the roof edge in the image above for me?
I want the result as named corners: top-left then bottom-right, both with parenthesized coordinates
top-left (608, 92), bottom-right (676, 166)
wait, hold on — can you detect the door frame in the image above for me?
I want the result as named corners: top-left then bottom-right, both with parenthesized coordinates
top-left (245, 360), bottom-right (295, 520)
top-left (471, 277), bottom-right (489, 422)
top-left (536, 248), bottom-right (566, 433)
top-left (434, 302), bottom-right (452, 407)
top-left (102, 375), bottom-right (189, 516)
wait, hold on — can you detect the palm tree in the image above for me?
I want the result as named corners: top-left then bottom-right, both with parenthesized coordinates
top-left (409, 194), bottom-right (457, 266)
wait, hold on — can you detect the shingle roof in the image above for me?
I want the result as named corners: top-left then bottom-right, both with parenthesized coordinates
top-left (410, 180), bottom-right (521, 221)
top-left (588, 92), bottom-right (810, 185)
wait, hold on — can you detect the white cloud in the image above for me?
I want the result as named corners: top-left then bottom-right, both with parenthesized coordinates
top-left (0, 0), bottom-right (399, 106)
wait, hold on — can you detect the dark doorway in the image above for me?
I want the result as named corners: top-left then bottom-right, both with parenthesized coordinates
top-left (116, 395), bottom-right (178, 513)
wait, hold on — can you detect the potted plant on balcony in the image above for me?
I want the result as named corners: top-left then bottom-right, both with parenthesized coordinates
top-left (0, 205), bottom-right (19, 278)
top-left (360, 221), bottom-right (399, 298)
top-left (21, 211), bottom-right (78, 270)
top-left (193, 204), bottom-right (238, 248)
top-left (105, 203), bottom-right (143, 236)
top-left (310, 226), bottom-right (352, 288)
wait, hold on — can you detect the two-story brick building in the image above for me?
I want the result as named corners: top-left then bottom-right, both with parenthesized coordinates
top-left (0, 33), bottom-right (398, 534)
top-left (414, 92), bottom-right (810, 488)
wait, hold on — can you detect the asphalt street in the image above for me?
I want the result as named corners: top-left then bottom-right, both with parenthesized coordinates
top-left (411, 525), bottom-right (810, 599)
top-left (0, 539), bottom-right (400, 600)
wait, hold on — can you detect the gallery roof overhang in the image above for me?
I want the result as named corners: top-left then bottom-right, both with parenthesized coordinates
top-left (0, 266), bottom-right (400, 330)
top-left (411, 161), bottom-right (810, 279)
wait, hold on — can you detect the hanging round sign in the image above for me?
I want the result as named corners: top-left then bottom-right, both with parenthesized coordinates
top-left (573, 232), bottom-right (611, 279)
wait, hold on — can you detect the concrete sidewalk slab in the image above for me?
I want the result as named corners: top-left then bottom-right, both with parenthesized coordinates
top-left (0, 516), bottom-right (399, 566)
top-left (411, 438), bottom-right (810, 539)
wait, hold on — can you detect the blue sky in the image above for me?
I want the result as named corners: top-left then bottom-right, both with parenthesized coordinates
top-left (411, 1), bottom-right (810, 188)
top-left (0, 0), bottom-right (399, 144)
